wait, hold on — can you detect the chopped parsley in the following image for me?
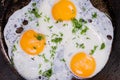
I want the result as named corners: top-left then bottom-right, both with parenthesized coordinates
top-left (51, 33), bottom-right (63, 38)
top-left (33, 46), bottom-right (37, 49)
top-left (72, 37), bottom-right (76, 40)
top-left (31, 57), bottom-right (35, 61)
top-left (60, 32), bottom-right (63, 37)
top-left (63, 24), bottom-right (68, 27)
top-left (72, 9), bottom-right (75, 14)
top-left (71, 18), bottom-right (82, 33)
top-left (51, 37), bottom-right (62, 44)
top-left (39, 64), bottom-right (42, 68)
top-left (38, 54), bottom-right (49, 62)
top-left (50, 46), bottom-right (57, 58)
top-left (39, 70), bottom-right (42, 74)
top-left (30, 8), bottom-right (42, 18)
top-left (12, 45), bottom-right (17, 52)
top-left (27, 2), bottom-right (40, 20)
top-left (32, 2), bottom-right (36, 7)
top-left (100, 43), bottom-right (105, 50)
top-left (42, 68), bottom-right (52, 78)
top-left (86, 37), bottom-right (90, 40)
top-left (50, 62), bottom-right (53, 66)
top-left (36, 22), bottom-right (39, 26)
top-left (51, 34), bottom-right (58, 38)
top-left (92, 12), bottom-right (97, 19)
top-left (51, 46), bottom-right (57, 50)
top-left (79, 18), bottom-right (87, 24)
top-left (38, 54), bottom-right (41, 57)
top-left (10, 57), bottom-right (14, 66)
top-left (56, 19), bottom-right (63, 23)
top-left (41, 54), bottom-right (49, 62)
top-left (44, 16), bottom-right (50, 22)
top-left (35, 34), bottom-right (43, 41)
top-left (50, 50), bottom-right (55, 58)
top-left (60, 58), bottom-right (66, 62)
top-left (50, 33), bottom-right (63, 58)
top-left (81, 26), bottom-right (89, 35)
top-left (71, 18), bottom-right (87, 33)
top-left (90, 45), bottom-right (98, 55)
top-left (76, 43), bottom-right (85, 49)
top-left (48, 26), bottom-right (53, 29)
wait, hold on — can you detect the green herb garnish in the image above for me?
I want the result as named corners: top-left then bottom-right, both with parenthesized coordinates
top-left (50, 51), bottom-right (55, 58)
top-left (63, 24), bottom-right (68, 27)
top-left (36, 22), bottom-right (39, 26)
top-left (33, 46), bottom-right (37, 49)
top-left (10, 57), bottom-right (14, 66)
top-left (80, 43), bottom-right (85, 49)
top-left (51, 34), bottom-right (58, 38)
top-left (42, 68), bottom-right (52, 78)
top-left (60, 58), bottom-right (66, 62)
top-left (31, 57), bottom-right (35, 60)
top-left (72, 9), bottom-right (75, 14)
top-left (86, 37), bottom-right (90, 40)
top-left (72, 37), bottom-right (76, 40)
top-left (92, 12), bottom-right (97, 18)
top-left (71, 18), bottom-right (88, 33)
top-left (79, 18), bottom-right (87, 24)
top-left (60, 32), bottom-right (63, 37)
top-left (50, 46), bottom-right (57, 58)
top-left (38, 54), bottom-right (48, 62)
top-left (76, 43), bottom-right (85, 49)
top-left (39, 64), bottom-right (42, 68)
top-left (44, 16), bottom-right (50, 22)
top-left (48, 26), bottom-right (53, 29)
top-left (71, 18), bottom-right (82, 33)
top-left (12, 45), bottom-right (17, 52)
top-left (30, 8), bottom-right (42, 18)
top-left (51, 46), bottom-right (57, 50)
top-left (90, 45), bottom-right (98, 55)
top-left (81, 26), bottom-right (89, 35)
top-left (50, 62), bottom-right (53, 66)
top-left (39, 70), bottom-right (42, 74)
top-left (51, 37), bottom-right (62, 44)
top-left (100, 43), bottom-right (105, 50)
top-left (56, 19), bottom-right (63, 23)
top-left (35, 34), bottom-right (43, 41)
top-left (32, 3), bottom-right (36, 7)
top-left (41, 54), bottom-right (49, 62)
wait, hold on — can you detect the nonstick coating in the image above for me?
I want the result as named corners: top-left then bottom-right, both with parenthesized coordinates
top-left (0, 0), bottom-right (120, 80)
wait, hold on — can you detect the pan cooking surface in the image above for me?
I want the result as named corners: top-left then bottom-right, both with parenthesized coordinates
top-left (0, 0), bottom-right (120, 80)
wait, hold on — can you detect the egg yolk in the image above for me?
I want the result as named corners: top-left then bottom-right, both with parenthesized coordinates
top-left (20, 30), bottom-right (46, 55)
top-left (52, 0), bottom-right (76, 20)
top-left (70, 52), bottom-right (96, 78)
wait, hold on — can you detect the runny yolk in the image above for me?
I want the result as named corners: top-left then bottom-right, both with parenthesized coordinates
top-left (20, 30), bottom-right (46, 55)
top-left (70, 52), bottom-right (96, 78)
top-left (52, 0), bottom-right (76, 21)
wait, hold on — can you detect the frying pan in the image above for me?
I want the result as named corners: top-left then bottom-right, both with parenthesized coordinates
top-left (0, 0), bottom-right (120, 80)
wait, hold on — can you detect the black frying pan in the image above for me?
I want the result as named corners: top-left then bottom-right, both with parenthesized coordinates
top-left (0, 0), bottom-right (120, 80)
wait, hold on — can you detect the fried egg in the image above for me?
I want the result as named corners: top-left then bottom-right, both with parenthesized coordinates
top-left (4, 0), bottom-right (113, 80)
top-left (64, 23), bottom-right (112, 79)
top-left (12, 29), bottom-right (52, 79)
